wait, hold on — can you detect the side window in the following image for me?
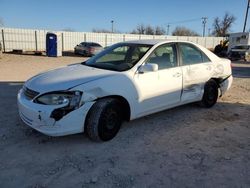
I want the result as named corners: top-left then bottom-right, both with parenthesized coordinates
top-left (202, 53), bottom-right (211, 63)
top-left (131, 46), bottom-right (150, 62)
top-left (179, 43), bottom-right (203, 65)
top-left (146, 44), bottom-right (177, 70)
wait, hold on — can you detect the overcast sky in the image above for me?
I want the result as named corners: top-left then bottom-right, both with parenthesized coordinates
top-left (0, 0), bottom-right (248, 35)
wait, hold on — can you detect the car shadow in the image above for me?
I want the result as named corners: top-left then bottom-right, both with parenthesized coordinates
top-left (62, 51), bottom-right (84, 57)
top-left (3, 51), bottom-right (87, 58)
top-left (4, 51), bottom-right (46, 57)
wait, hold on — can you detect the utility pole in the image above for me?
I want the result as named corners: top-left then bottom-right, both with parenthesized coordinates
top-left (111, 20), bottom-right (114, 33)
top-left (208, 28), bottom-right (211, 36)
top-left (202, 17), bottom-right (208, 37)
top-left (167, 24), bottom-right (170, 35)
top-left (243, 0), bottom-right (250, 32)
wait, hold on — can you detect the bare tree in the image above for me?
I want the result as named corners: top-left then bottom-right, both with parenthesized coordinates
top-left (130, 24), bottom-right (145, 34)
top-left (136, 24), bottom-right (146, 34)
top-left (145, 25), bottom-right (154, 35)
top-left (155, 26), bottom-right (166, 35)
top-left (92, 28), bottom-right (112, 33)
top-left (212, 12), bottom-right (236, 37)
top-left (92, 28), bottom-right (121, 33)
top-left (130, 29), bottom-right (138, 34)
top-left (131, 24), bottom-right (165, 35)
top-left (172, 26), bottom-right (200, 36)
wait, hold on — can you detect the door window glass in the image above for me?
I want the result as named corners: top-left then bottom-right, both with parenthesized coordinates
top-left (146, 44), bottom-right (177, 70)
top-left (180, 44), bottom-right (203, 65)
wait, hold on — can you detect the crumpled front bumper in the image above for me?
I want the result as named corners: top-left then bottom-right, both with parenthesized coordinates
top-left (17, 90), bottom-right (95, 136)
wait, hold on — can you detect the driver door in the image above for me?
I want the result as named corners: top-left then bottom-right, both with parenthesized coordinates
top-left (133, 43), bottom-right (182, 117)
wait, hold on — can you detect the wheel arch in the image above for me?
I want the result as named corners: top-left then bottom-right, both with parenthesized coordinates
top-left (84, 95), bottom-right (131, 133)
top-left (102, 95), bottom-right (131, 122)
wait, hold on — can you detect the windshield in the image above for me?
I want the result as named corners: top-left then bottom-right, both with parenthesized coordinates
top-left (84, 43), bottom-right (152, 71)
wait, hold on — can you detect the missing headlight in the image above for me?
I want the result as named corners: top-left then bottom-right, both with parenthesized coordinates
top-left (35, 91), bottom-right (83, 121)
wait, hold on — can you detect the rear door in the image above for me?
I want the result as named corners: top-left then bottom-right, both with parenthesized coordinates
top-left (178, 43), bottom-right (213, 102)
top-left (134, 43), bottom-right (182, 116)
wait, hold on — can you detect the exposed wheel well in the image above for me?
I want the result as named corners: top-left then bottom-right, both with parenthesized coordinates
top-left (210, 78), bottom-right (220, 87)
top-left (86, 95), bottom-right (131, 122)
top-left (84, 95), bottom-right (131, 135)
top-left (208, 78), bottom-right (223, 97)
top-left (102, 95), bottom-right (131, 121)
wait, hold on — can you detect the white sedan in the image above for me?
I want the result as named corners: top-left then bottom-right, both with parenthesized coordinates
top-left (18, 40), bottom-right (233, 141)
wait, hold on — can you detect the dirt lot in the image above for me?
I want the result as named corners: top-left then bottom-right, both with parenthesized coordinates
top-left (0, 53), bottom-right (250, 188)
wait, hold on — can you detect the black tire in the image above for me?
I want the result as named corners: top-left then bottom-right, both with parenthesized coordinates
top-left (200, 80), bottom-right (218, 108)
top-left (85, 98), bottom-right (122, 142)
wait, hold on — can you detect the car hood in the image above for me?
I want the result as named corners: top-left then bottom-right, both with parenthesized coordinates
top-left (25, 64), bottom-right (114, 93)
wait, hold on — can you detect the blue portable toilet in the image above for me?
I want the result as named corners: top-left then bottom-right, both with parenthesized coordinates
top-left (46, 32), bottom-right (62, 57)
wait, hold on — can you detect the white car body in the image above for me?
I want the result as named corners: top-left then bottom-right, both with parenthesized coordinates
top-left (17, 40), bottom-right (233, 138)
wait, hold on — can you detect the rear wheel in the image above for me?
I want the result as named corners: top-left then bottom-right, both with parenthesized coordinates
top-left (86, 98), bottom-right (122, 142)
top-left (200, 80), bottom-right (218, 108)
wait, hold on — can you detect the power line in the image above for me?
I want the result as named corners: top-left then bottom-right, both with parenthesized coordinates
top-left (166, 17), bottom-right (208, 36)
top-left (167, 18), bottom-right (202, 25)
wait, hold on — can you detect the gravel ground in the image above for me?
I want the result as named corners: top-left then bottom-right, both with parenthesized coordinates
top-left (0, 53), bottom-right (250, 188)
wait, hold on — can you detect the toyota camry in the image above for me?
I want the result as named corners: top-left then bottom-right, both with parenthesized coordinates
top-left (18, 40), bottom-right (233, 141)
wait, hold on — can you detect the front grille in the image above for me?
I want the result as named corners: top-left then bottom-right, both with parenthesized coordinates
top-left (23, 86), bottom-right (39, 100)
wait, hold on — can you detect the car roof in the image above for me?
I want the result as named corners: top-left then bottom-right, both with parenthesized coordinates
top-left (81, 42), bottom-right (100, 44)
top-left (124, 39), bottom-right (221, 62)
top-left (121, 39), bottom-right (198, 46)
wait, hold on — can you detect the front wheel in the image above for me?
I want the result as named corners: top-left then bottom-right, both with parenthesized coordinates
top-left (200, 80), bottom-right (218, 108)
top-left (85, 98), bottom-right (122, 142)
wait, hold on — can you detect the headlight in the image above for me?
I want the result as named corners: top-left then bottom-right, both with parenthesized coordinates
top-left (35, 91), bottom-right (82, 108)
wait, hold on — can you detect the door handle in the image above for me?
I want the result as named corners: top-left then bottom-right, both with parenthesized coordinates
top-left (173, 72), bottom-right (181, 77)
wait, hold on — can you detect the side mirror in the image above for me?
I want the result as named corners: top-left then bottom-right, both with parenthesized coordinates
top-left (138, 63), bottom-right (158, 73)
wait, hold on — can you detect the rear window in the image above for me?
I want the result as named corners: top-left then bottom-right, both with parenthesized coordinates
top-left (179, 43), bottom-right (211, 65)
top-left (91, 43), bottom-right (102, 47)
